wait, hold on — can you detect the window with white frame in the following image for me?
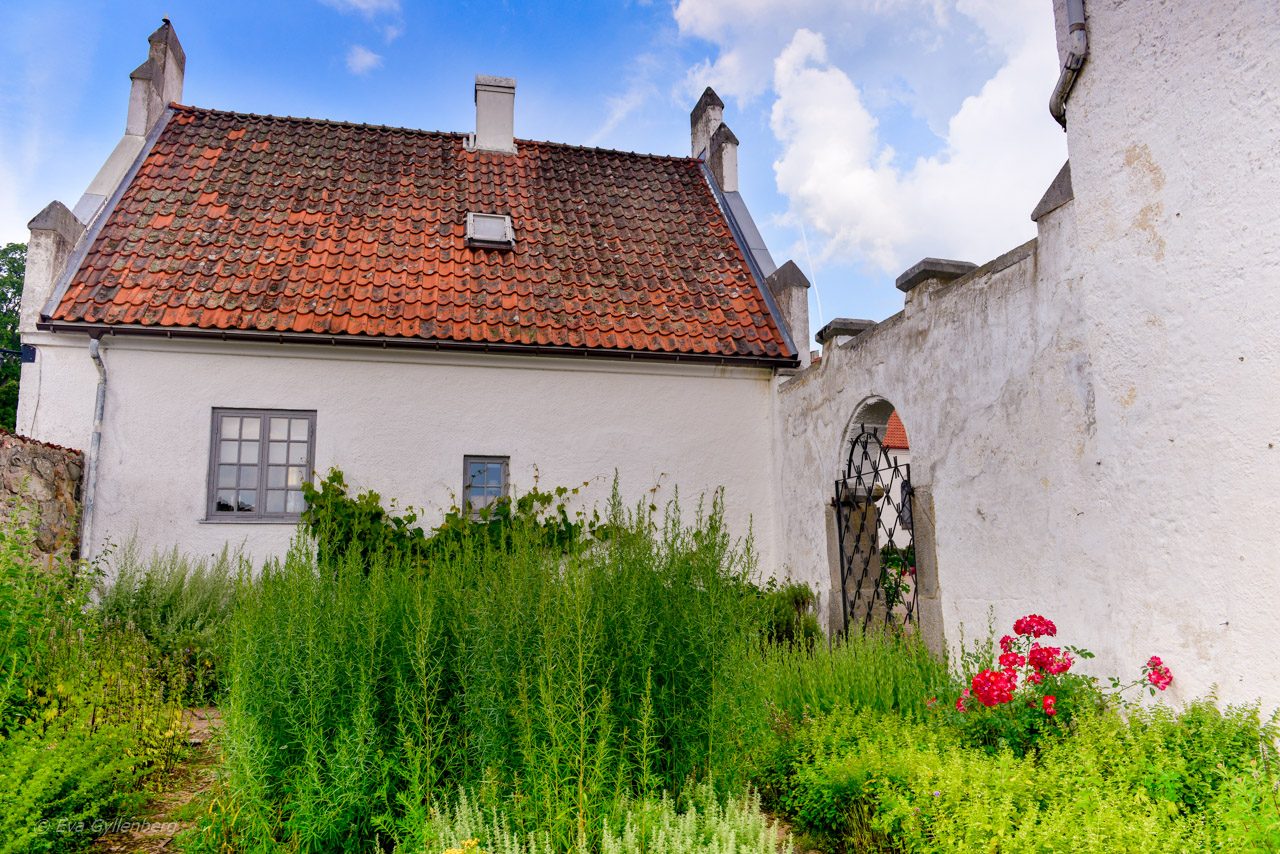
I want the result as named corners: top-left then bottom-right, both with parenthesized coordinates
top-left (208, 409), bottom-right (316, 520)
top-left (463, 455), bottom-right (509, 515)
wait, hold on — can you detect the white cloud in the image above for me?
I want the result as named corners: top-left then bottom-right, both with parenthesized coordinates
top-left (345, 45), bottom-right (384, 75)
top-left (678, 0), bottom-right (1067, 273)
top-left (383, 23), bottom-right (404, 43)
top-left (320, 0), bottom-right (400, 16)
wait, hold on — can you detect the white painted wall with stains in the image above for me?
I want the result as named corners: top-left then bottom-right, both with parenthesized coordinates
top-left (777, 0), bottom-right (1280, 710)
top-left (18, 334), bottom-right (782, 571)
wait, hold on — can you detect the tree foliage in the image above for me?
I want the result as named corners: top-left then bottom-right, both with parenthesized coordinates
top-left (0, 243), bottom-right (25, 431)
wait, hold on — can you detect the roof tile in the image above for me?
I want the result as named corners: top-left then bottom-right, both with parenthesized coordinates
top-left (53, 106), bottom-right (792, 361)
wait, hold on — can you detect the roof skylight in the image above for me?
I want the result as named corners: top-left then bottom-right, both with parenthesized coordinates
top-left (466, 212), bottom-right (515, 249)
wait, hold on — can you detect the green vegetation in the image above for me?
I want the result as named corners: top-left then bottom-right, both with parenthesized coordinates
top-left (0, 501), bottom-right (187, 853)
top-left (766, 701), bottom-right (1279, 852)
top-left (6, 472), bottom-right (1278, 852)
top-left (0, 242), bottom-right (24, 432)
top-left (194, 482), bottom-right (781, 851)
top-left (94, 543), bottom-right (242, 705)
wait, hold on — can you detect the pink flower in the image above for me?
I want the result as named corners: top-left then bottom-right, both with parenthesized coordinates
top-left (970, 669), bottom-right (1015, 707)
top-left (1028, 645), bottom-right (1073, 674)
top-left (999, 635), bottom-right (1015, 653)
top-left (1043, 695), bottom-right (1058, 716)
top-left (1146, 660), bottom-right (1173, 691)
top-left (1014, 614), bottom-right (1058, 638)
top-left (999, 651), bottom-right (1026, 669)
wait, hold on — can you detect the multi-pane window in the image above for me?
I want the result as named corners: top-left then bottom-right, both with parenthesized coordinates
top-left (208, 409), bottom-right (316, 520)
top-left (463, 456), bottom-right (509, 515)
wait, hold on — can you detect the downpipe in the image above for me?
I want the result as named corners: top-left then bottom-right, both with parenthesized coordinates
top-left (1050, 0), bottom-right (1089, 129)
top-left (80, 336), bottom-right (107, 559)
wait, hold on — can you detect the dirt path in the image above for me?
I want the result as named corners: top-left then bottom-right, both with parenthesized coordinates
top-left (93, 708), bottom-right (222, 853)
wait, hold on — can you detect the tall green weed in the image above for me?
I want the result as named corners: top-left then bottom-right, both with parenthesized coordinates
top-left (94, 542), bottom-right (242, 704)
top-left (205, 484), bottom-right (772, 851)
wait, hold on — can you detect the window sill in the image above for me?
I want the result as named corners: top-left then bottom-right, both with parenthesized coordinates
top-left (199, 517), bottom-right (302, 525)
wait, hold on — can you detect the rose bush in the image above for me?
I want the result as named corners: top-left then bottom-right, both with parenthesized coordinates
top-left (950, 613), bottom-right (1174, 755)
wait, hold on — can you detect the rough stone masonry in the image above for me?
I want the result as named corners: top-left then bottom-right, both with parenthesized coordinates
top-left (1, 430), bottom-right (83, 558)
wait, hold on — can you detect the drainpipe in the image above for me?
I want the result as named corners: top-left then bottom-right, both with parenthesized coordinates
top-left (1050, 0), bottom-right (1088, 129)
top-left (80, 336), bottom-right (107, 559)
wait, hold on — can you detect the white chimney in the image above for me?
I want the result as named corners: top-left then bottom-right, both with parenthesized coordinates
top-left (127, 19), bottom-right (185, 137)
top-left (690, 87), bottom-right (723, 158)
top-left (473, 75), bottom-right (516, 154)
top-left (76, 20), bottom-right (185, 225)
top-left (709, 123), bottom-right (739, 192)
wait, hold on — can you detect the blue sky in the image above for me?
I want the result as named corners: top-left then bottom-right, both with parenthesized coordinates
top-left (0, 0), bottom-right (1068, 339)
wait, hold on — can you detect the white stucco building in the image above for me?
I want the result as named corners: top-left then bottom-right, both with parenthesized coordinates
top-left (16, 1), bottom-right (1280, 711)
top-left (17, 24), bottom-right (805, 567)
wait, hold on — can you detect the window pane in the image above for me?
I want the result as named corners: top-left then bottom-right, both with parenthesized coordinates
top-left (467, 463), bottom-right (485, 486)
top-left (471, 214), bottom-right (510, 242)
top-left (487, 464), bottom-right (503, 487)
top-left (213, 410), bottom-right (314, 519)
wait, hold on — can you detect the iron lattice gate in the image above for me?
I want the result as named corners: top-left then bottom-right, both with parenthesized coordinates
top-left (834, 426), bottom-right (917, 634)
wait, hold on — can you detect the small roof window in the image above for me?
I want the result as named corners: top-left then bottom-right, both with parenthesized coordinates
top-left (466, 212), bottom-right (515, 249)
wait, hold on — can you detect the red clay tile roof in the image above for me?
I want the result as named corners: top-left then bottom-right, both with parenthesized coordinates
top-left (884, 410), bottom-right (909, 450)
top-left (49, 105), bottom-right (794, 363)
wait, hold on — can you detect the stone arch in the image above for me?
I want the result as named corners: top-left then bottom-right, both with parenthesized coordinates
top-left (824, 395), bottom-right (943, 652)
top-left (837, 395), bottom-right (897, 475)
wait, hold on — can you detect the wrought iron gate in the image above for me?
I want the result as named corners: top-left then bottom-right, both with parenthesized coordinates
top-left (833, 425), bottom-right (916, 634)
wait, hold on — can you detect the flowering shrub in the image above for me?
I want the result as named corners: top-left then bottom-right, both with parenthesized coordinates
top-left (950, 614), bottom-right (1174, 755)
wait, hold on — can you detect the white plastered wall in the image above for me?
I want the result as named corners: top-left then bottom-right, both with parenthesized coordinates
top-left (777, 0), bottom-right (1280, 711)
top-left (19, 333), bottom-right (781, 573)
top-left (1058, 0), bottom-right (1280, 709)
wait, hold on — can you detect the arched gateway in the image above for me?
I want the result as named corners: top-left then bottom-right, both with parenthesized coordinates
top-left (833, 398), bottom-right (917, 634)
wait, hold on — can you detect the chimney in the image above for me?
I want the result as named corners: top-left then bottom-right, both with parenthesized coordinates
top-left (709, 123), bottom-right (739, 192)
top-left (690, 87), bottom-right (723, 158)
top-left (473, 75), bottom-right (516, 153)
top-left (20, 202), bottom-right (85, 335)
top-left (127, 19), bottom-right (185, 137)
top-left (766, 261), bottom-right (812, 369)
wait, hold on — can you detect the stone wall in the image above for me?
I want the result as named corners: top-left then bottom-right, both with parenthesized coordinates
top-left (0, 430), bottom-right (83, 557)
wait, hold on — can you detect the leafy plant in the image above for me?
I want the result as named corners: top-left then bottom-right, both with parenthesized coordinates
top-left (768, 700), bottom-right (1279, 853)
